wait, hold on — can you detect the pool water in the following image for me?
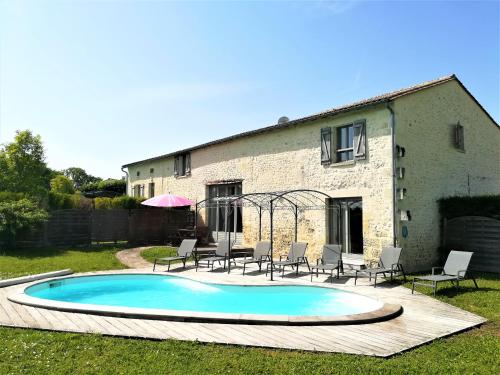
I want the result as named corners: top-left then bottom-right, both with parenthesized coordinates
top-left (26, 274), bottom-right (383, 317)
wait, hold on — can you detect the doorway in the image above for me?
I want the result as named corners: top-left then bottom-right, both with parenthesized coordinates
top-left (328, 198), bottom-right (363, 254)
top-left (206, 182), bottom-right (243, 243)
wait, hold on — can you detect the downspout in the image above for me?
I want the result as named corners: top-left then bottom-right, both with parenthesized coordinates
top-left (121, 167), bottom-right (129, 196)
top-left (386, 103), bottom-right (398, 247)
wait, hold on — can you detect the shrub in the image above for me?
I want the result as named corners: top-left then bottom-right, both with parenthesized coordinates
top-left (94, 196), bottom-right (144, 210)
top-left (111, 196), bottom-right (145, 209)
top-left (50, 175), bottom-right (75, 194)
top-left (0, 192), bottom-right (26, 202)
top-left (48, 192), bottom-right (92, 210)
top-left (0, 198), bottom-right (48, 246)
top-left (80, 181), bottom-right (100, 193)
top-left (439, 195), bottom-right (500, 219)
top-left (97, 179), bottom-right (126, 194)
top-left (80, 179), bottom-right (126, 197)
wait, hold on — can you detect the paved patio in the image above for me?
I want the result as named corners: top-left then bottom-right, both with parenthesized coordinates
top-left (0, 255), bottom-right (486, 358)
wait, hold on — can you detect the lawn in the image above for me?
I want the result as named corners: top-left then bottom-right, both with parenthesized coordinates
top-left (0, 245), bottom-right (499, 374)
top-left (140, 246), bottom-right (180, 265)
top-left (0, 245), bottom-right (127, 280)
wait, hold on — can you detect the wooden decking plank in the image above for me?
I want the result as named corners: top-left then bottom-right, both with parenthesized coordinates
top-left (125, 318), bottom-right (165, 339)
top-left (1, 298), bottom-right (27, 327)
top-left (294, 326), bottom-right (372, 354)
top-left (158, 321), bottom-right (220, 343)
top-left (24, 306), bottom-right (54, 330)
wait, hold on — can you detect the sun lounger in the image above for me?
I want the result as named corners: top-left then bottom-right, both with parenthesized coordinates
top-left (412, 250), bottom-right (478, 295)
top-left (266, 242), bottom-right (309, 277)
top-left (153, 239), bottom-right (197, 271)
top-left (237, 241), bottom-right (271, 275)
top-left (196, 240), bottom-right (235, 271)
top-left (310, 244), bottom-right (343, 282)
top-left (354, 246), bottom-right (406, 287)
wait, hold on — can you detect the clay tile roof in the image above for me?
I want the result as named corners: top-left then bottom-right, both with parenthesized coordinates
top-left (122, 74), bottom-right (496, 168)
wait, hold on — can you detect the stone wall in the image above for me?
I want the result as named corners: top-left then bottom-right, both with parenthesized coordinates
top-left (127, 106), bottom-right (395, 263)
top-left (394, 80), bottom-right (500, 270)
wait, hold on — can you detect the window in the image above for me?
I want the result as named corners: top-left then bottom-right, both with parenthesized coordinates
top-left (207, 182), bottom-right (243, 233)
top-left (149, 182), bottom-right (155, 198)
top-left (332, 120), bottom-right (366, 163)
top-left (454, 122), bottom-right (465, 151)
top-left (149, 168), bottom-right (154, 174)
top-left (174, 153), bottom-right (191, 177)
top-left (136, 171), bottom-right (140, 177)
top-left (336, 125), bottom-right (354, 162)
top-left (133, 185), bottom-right (143, 197)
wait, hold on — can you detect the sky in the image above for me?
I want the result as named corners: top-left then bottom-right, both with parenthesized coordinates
top-left (0, 0), bottom-right (498, 179)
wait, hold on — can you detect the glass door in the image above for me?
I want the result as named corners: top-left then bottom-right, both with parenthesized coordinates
top-left (328, 198), bottom-right (363, 254)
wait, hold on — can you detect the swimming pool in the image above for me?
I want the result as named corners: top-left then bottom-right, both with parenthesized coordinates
top-left (12, 273), bottom-right (401, 324)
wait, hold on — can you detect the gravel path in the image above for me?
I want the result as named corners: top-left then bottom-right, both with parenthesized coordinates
top-left (115, 247), bottom-right (153, 269)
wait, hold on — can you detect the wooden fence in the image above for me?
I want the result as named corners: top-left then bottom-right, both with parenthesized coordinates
top-left (14, 209), bottom-right (195, 248)
top-left (443, 216), bottom-right (500, 273)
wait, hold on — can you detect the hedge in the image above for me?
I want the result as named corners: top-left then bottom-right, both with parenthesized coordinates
top-left (80, 179), bottom-right (126, 195)
top-left (48, 192), bottom-right (92, 210)
top-left (439, 195), bottom-right (500, 219)
top-left (94, 196), bottom-right (145, 210)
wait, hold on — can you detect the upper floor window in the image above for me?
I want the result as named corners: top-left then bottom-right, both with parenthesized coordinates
top-left (136, 171), bottom-right (140, 177)
top-left (321, 120), bottom-right (366, 164)
top-left (454, 122), bottom-right (465, 151)
top-left (336, 125), bottom-right (354, 162)
top-left (174, 153), bottom-right (191, 177)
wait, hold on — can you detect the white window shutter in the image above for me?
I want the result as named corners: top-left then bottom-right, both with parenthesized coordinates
top-left (353, 120), bottom-right (366, 160)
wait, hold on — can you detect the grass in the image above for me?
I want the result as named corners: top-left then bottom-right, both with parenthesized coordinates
top-left (140, 246), bottom-right (180, 265)
top-left (0, 245), bottom-right (499, 374)
top-left (0, 245), bottom-right (127, 280)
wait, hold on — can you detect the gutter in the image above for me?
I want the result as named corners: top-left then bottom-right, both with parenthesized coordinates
top-left (121, 166), bottom-right (129, 196)
top-left (386, 103), bottom-right (398, 247)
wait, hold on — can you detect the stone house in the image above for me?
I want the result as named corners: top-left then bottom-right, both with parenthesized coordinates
top-left (122, 75), bottom-right (500, 271)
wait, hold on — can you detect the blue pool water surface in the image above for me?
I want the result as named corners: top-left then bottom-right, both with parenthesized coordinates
top-left (26, 274), bottom-right (383, 316)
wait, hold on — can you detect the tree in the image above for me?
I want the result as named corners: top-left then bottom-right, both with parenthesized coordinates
top-left (0, 130), bottom-right (49, 198)
top-left (50, 175), bottom-right (75, 194)
top-left (64, 167), bottom-right (101, 190)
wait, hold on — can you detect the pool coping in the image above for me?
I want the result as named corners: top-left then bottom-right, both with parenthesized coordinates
top-left (8, 271), bottom-right (403, 326)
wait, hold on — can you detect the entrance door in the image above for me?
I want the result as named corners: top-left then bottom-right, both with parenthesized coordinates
top-left (207, 182), bottom-right (243, 243)
top-left (328, 198), bottom-right (363, 254)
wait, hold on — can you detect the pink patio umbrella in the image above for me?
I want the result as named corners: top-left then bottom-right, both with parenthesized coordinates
top-left (141, 193), bottom-right (193, 208)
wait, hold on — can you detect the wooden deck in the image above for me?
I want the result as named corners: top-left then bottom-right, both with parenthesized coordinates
top-left (0, 265), bottom-right (486, 357)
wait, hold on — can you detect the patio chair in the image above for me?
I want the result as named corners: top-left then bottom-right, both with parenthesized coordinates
top-left (266, 242), bottom-right (309, 278)
top-left (354, 246), bottom-right (406, 287)
top-left (310, 244), bottom-right (343, 282)
top-left (237, 241), bottom-right (271, 275)
top-left (412, 250), bottom-right (478, 296)
top-left (196, 240), bottom-right (235, 271)
top-left (152, 239), bottom-right (197, 271)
